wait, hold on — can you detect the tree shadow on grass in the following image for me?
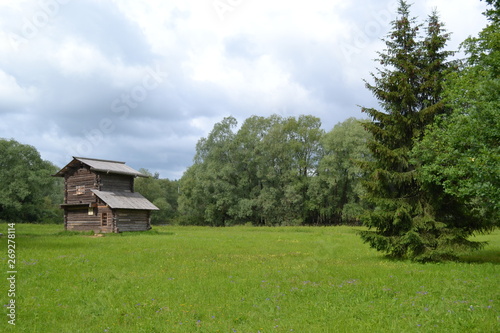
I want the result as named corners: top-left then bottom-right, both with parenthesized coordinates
top-left (459, 250), bottom-right (500, 264)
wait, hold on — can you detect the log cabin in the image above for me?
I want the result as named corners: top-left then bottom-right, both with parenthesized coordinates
top-left (53, 157), bottom-right (159, 233)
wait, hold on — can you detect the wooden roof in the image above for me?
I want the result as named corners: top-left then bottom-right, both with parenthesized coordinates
top-left (54, 157), bottom-right (148, 177)
top-left (91, 190), bottom-right (159, 210)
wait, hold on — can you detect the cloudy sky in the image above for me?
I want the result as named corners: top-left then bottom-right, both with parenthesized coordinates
top-left (0, 0), bottom-right (489, 179)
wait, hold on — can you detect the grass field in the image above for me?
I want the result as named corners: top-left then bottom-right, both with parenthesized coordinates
top-left (1, 224), bottom-right (499, 332)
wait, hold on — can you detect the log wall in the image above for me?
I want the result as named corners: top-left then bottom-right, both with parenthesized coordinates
top-left (98, 173), bottom-right (134, 192)
top-left (65, 167), bottom-right (97, 204)
top-left (115, 209), bottom-right (150, 232)
top-left (65, 206), bottom-right (116, 233)
top-left (65, 207), bottom-right (109, 233)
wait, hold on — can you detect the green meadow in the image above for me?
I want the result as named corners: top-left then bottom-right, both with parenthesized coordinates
top-left (1, 224), bottom-right (499, 332)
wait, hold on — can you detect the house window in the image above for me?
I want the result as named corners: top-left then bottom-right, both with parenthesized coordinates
top-left (101, 213), bottom-right (108, 226)
top-left (88, 207), bottom-right (94, 216)
top-left (76, 185), bottom-right (85, 195)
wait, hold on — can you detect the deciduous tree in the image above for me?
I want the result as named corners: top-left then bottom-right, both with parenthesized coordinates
top-left (310, 118), bottom-right (372, 224)
top-left (0, 138), bottom-right (62, 222)
top-left (414, 0), bottom-right (500, 227)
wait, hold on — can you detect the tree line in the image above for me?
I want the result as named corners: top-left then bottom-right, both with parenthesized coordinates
top-left (177, 115), bottom-right (371, 226)
top-left (0, 114), bottom-right (371, 228)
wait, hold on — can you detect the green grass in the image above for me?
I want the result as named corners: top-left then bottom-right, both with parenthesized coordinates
top-left (1, 224), bottom-right (499, 332)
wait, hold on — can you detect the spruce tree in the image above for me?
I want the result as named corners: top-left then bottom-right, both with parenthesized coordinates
top-left (359, 1), bottom-right (482, 261)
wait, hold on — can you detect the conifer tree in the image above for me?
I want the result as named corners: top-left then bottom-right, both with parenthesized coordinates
top-left (359, 1), bottom-right (481, 261)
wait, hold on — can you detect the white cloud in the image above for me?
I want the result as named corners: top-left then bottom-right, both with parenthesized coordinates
top-left (423, 0), bottom-right (487, 50)
top-left (0, 69), bottom-right (38, 107)
top-left (52, 38), bottom-right (155, 88)
top-left (54, 39), bottom-right (107, 76)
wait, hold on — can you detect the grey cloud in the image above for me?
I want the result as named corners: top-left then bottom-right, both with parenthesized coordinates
top-left (58, 1), bottom-right (154, 65)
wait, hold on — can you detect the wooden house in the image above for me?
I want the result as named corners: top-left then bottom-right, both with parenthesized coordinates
top-left (54, 157), bottom-right (159, 233)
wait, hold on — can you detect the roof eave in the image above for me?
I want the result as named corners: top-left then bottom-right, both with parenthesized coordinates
top-left (91, 168), bottom-right (148, 178)
top-left (74, 156), bottom-right (125, 164)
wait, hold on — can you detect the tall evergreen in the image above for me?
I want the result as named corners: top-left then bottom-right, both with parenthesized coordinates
top-left (359, 1), bottom-right (479, 261)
